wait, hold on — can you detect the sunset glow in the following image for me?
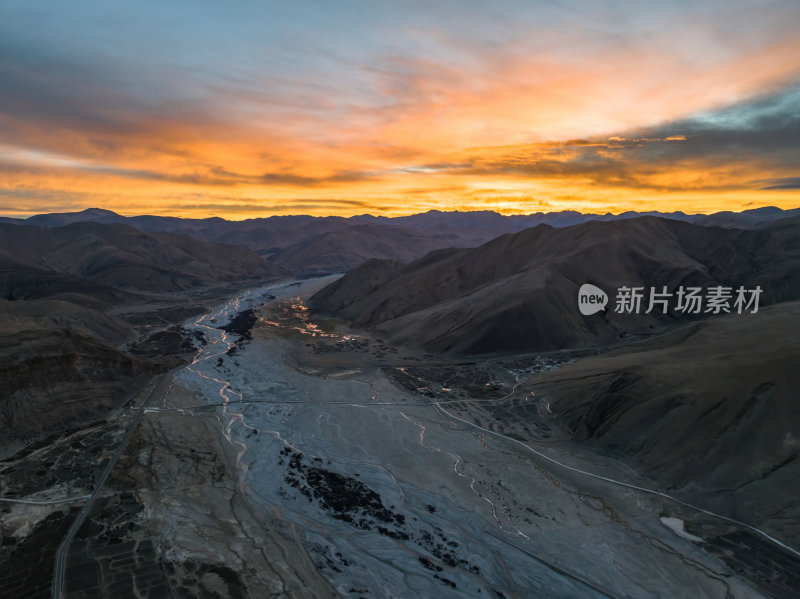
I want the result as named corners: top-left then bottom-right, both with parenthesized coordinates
top-left (2, 0), bottom-right (800, 218)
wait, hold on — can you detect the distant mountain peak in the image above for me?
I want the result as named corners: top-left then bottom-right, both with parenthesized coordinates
top-left (25, 207), bottom-right (127, 226)
top-left (742, 205), bottom-right (781, 215)
top-left (80, 207), bottom-right (121, 216)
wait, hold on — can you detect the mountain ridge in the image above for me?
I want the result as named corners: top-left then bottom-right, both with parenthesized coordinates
top-left (4, 205), bottom-right (799, 274)
top-left (309, 216), bottom-right (800, 354)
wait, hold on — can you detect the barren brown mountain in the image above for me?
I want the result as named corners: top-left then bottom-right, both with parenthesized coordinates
top-left (0, 222), bottom-right (284, 454)
top-left (0, 221), bottom-right (283, 298)
top-left (537, 301), bottom-right (800, 545)
top-left (310, 216), bottom-right (800, 354)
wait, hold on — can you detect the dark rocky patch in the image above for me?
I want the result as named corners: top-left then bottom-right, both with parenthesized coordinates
top-left (307, 543), bottom-right (347, 574)
top-left (415, 528), bottom-right (476, 573)
top-left (0, 507), bottom-right (79, 599)
top-left (0, 425), bottom-right (123, 498)
top-left (219, 308), bottom-right (259, 342)
top-left (282, 449), bottom-right (481, 583)
top-left (419, 556), bottom-right (443, 572)
top-left (129, 326), bottom-right (195, 360)
top-left (434, 573), bottom-right (457, 588)
top-left (284, 451), bottom-right (407, 539)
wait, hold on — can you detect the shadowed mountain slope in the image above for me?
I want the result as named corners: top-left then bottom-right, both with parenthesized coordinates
top-left (536, 301), bottom-right (800, 544)
top-left (0, 302), bottom-right (160, 445)
top-left (310, 217), bottom-right (800, 354)
top-left (0, 222), bottom-right (283, 299)
top-left (263, 225), bottom-right (466, 273)
top-left (0, 221), bottom-right (284, 452)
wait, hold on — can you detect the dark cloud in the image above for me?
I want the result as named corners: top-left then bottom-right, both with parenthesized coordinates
top-left (100, 165), bottom-right (377, 187)
top-left (0, 156), bottom-right (379, 188)
top-left (445, 85), bottom-right (800, 192)
top-left (0, 34), bottom-right (235, 164)
top-left (762, 177), bottom-right (800, 190)
top-left (0, 187), bottom-right (102, 217)
top-left (258, 170), bottom-right (375, 186)
top-left (2, 7), bottom-right (800, 205)
top-left (0, 38), bottom-right (156, 138)
top-left (635, 88), bottom-right (800, 164)
top-left (460, 148), bottom-right (652, 189)
top-left (171, 199), bottom-right (380, 214)
top-left (0, 188), bottom-right (380, 218)
top-left (0, 187), bottom-right (89, 205)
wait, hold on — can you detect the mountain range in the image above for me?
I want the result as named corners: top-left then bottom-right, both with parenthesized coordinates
top-left (310, 215), bottom-right (800, 354)
top-left (3, 204), bottom-right (799, 595)
top-left (0, 221), bottom-right (282, 303)
top-left (3, 205), bottom-right (800, 273)
top-left (0, 221), bottom-right (283, 452)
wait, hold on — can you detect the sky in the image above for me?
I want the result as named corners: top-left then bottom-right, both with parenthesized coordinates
top-left (1, 0), bottom-right (800, 219)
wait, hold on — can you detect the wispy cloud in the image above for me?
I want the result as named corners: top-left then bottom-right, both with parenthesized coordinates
top-left (419, 85), bottom-right (800, 193)
top-left (1, 1), bottom-right (800, 217)
top-left (761, 177), bottom-right (800, 190)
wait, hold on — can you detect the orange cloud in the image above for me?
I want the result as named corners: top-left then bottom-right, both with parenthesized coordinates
top-left (2, 14), bottom-right (800, 219)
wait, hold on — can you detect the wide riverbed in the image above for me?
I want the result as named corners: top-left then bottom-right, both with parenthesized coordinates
top-left (167, 278), bottom-right (765, 599)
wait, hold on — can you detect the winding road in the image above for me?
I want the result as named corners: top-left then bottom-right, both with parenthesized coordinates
top-left (51, 377), bottom-right (163, 599)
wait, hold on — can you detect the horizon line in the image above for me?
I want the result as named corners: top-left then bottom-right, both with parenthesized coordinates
top-left (3, 204), bottom-right (799, 223)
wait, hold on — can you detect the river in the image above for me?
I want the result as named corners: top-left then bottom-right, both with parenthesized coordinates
top-left (161, 278), bottom-right (761, 599)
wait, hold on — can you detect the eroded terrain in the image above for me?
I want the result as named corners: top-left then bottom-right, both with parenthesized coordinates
top-left (3, 277), bottom-right (798, 598)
